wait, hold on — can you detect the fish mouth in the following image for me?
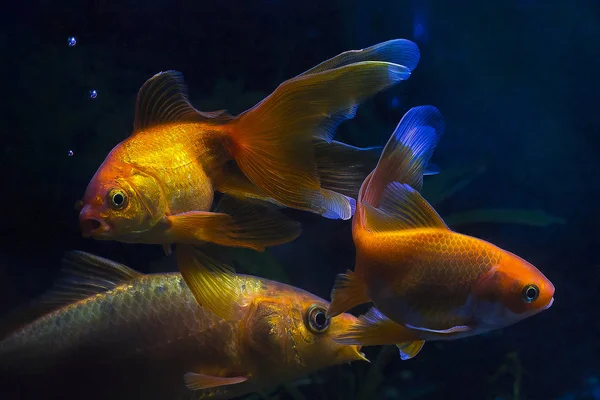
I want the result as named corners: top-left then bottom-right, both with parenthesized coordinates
top-left (79, 217), bottom-right (110, 238)
top-left (543, 297), bottom-right (554, 311)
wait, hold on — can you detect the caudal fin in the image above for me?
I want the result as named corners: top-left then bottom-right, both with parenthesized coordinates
top-left (227, 40), bottom-right (420, 220)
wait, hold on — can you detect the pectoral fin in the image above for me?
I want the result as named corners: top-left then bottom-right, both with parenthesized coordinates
top-left (167, 198), bottom-right (301, 251)
top-left (184, 372), bottom-right (247, 391)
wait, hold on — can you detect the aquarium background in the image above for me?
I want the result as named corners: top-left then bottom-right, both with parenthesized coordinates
top-left (2, 1), bottom-right (599, 399)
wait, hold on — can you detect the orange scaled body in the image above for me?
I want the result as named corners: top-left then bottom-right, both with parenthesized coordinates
top-left (0, 252), bottom-right (365, 400)
top-left (327, 106), bottom-right (554, 359)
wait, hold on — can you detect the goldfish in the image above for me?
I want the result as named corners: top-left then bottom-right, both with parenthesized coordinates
top-left (0, 250), bottom-right (367, 400)
top-left (325, 106), bottom-right (555, 360)
top-left (78, 39), bottom-right (422, 253)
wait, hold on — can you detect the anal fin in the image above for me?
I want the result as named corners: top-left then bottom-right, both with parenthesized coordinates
top-left (326, 270), bottom-right (370, 318)
top-left (184, 372), bottom-right (247, 391)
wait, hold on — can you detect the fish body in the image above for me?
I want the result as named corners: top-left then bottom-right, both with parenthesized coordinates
top-left (78, 39), bottom-right (422, 251)
top-left (0, 252), bottom-right (365, 399)
top-left (327, 106), bottom-right (554, 359)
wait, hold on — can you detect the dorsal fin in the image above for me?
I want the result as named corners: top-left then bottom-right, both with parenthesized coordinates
top-left (362, 183), bottom-right (448, 233)
top-left (133, 70), bottom-right (233, 133)
top-left (0, 252), bottom-right (143, 339)
top-left (361, 105), bottom-right (445, 208)
top-left (47, 251), bottom-right (144, 305)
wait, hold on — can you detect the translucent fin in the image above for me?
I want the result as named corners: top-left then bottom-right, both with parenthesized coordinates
top-left (45, 251), bottom-right (143, 305)
top-left (333, 308), bottom-right (419, 347)
top-left (297, 39), bottom-right (420, 77)
top-left (326, 270), bottom-right (371, 318)
top-left (362, 105), bottom-right (445, 207)
top-left (404, 323), bottom-right (471, 334)
top-left (315, 140), bottom-right (381, 199)
top-left (184, 372), bottom-right (247, 391)
top-left (133, 70), bottom-right (233, 132)
top-left (424, 162), bottom-right (440, 175)
top-left (212, 194), bottom-right (302, 249)
top-left (362, 183), bottom-right (448, 233)
top-left (167, 198), bottom-right (301, 251)
top-left (0, 251), bottom-right (143, 339)
top-left (175, 245), bottom-right (240, 321)
top-left (396, 340), bottom-right (425, 360)
top-left (216, 162), bottom-right (286, 207)
top-left (166, 211), bottom-right (235, 245)
top-left (228, 61), bottom-right (413, 220)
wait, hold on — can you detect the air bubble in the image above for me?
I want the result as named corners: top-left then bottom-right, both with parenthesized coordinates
top-left (89, 89), bottom-right (98, 99)
top-left (68, 150), bottom-right (74, 157)
top-left (67, 37), bottom-right (77, 47)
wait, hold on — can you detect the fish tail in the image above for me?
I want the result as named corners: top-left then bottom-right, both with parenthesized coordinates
top-left (225, 53), bottom-right (417, 220)
top-left (326, 270), bottom-right (370, 318)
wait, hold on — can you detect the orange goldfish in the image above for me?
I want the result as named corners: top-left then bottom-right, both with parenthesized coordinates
top-left (78, 39), bottom-right (421, 252)
top-left (0, 251), bottom-right (367, 400)
top-left (326, 106), bottom-right (555, 360)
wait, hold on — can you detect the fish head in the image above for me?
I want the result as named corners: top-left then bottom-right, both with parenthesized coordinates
top-left (472, 251), bottom-right (554, 328)
top-left (241, 284), bottom-right (368, 379)
top-left (78, 158), bottom-right (167, 242)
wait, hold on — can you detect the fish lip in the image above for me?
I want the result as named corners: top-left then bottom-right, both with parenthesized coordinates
top-left (543, 297), bottom-right (554, 310)
top-left (79, 216), bottom-right (111, 238)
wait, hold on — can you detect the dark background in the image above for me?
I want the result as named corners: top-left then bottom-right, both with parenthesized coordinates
top-left (1, 1), bottom-right (599, 399)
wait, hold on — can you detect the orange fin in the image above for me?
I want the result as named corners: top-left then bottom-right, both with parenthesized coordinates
top-left (361, 183), bottom-right (448, 233)
top-left (362, 105), bottom-right (445, 208)
top-left (184, 372), bottom-right (247, 391)
top-left (133, 71), bottom-right (233, 133)
top-left (228, 60), bottom-right (414, 220)
top-left (167, 200), bottom-right (300, 251)
top-left (333, 308), bottom-right (419, 347)
top-left (212, 195), bottom-right (302, 249)
top-left (176, 245), bottom-right (240, 321)
top-left (326, 270), bottom-right (371, 318)
top-left (396, 340), bottom-right (426, 360)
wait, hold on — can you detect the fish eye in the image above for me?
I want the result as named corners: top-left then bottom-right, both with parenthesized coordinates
top-left (521, 284), bottom-right (539, 303)
top-left (307, 304), bottom-right (330, 334)
top-left (108, 189), bottom-right (128, 210)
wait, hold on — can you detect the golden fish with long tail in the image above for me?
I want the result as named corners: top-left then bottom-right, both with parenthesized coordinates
top-left (0, 251), bottom-right (366, 400)
top-left (77, 39), bottom-right (421, 253)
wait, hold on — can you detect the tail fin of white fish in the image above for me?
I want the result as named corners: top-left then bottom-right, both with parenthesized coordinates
top-left (225, 40), bottom-right (420, 220)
